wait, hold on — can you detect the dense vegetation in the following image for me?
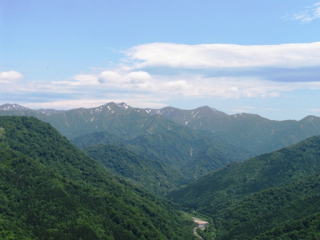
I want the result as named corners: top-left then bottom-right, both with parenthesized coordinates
top-left (83, 144), bottom-right (179, 194)
top-left (73, 127), bottom-right (250, 194)
top-left (3, 102), bottom-right (320, 194)
top-left (170, 136), bottom-right (320, 239)
top-left (2, 103), bottom-right (320, 239)
top-left (1, 103), bottom-right (252, 192)
top-left (0, 116), bottom-right (193, 240)
top-left (255, 213), bottom-right (320, 240)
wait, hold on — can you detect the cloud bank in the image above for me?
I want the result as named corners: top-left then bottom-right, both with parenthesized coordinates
top-left (126, 42), bottom-right (320, 69)
top-left (3, 42), bottom-right (320, 110)
top-left (56, 42), bottom-right (320, 100)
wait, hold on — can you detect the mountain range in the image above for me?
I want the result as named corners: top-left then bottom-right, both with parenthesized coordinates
top-left (2, 102), bottom-right (320, 194)
top-left (2, 102), bottom-right (320, 155)
top-left (1, 103), bottom-right (320, 239)
top-left (0, 103), bottom-right (251, 192)
top-left (147, 105), bottom-right (320, 155)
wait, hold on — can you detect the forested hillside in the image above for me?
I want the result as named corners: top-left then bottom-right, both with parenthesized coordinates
top-left (0, 116), bottom-right (193, 240)
top-left (83, 144), bottom-right (180, 194)
top-left (73, 128), bottom-right (250, 193)
top-left (170, 136), bottom-right (320, 240)
top-left (2, 104), bottom-right (320, 239)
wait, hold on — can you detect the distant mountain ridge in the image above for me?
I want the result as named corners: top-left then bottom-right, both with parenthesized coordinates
top-left (146, 104), bottom-right (320, 155)
top-left (1, 102), bottom-right (320, 155)
top-left (0, 103), bottom-right (30, 111)
top-left (2, 102), bottom-right (320, 194)
top-left (0, 103), bottom-right (253, 193)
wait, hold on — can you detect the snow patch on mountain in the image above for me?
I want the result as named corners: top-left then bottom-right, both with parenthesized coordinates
top-left (0, 104), bottom-right (29, 111)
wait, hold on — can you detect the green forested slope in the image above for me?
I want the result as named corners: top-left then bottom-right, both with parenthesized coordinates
top-left (83, 144), bottom-right (180, 194)
top-left (254, 213), bottom-right (320, 240)
top-left (0, 116), bottom-right (193, 240)
top-left (126, 130), bottom-right (250, 181)
top-left (73, 128), bottom-right (251, 193)
top-left (170, 136), bottom-right (320, 239)
top-left (209, 174), bottom-right (320, 240)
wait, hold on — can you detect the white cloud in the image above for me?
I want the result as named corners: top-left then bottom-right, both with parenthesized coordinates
top-left (127, 71), bottom-right (152, 82)
top-left (60, 70), bottom-right (153, 89)
top-left (64, 68), bottom-right (320, 99)
top-left (99, 70), bottom-right (152, 88)
top-left (0, 71), bottom-right (23, 83)
top-left (4, 42), bottom-right (320, 111)
top-left (126, 42), bottom-right (320, 69)
top-left (294, 2), bottom-right (320, 22)
top-left (49, 74), bottom-right (100, 88)
top-left (99, 71), bottom-right (122, 83)
top-left (53, 74), bottom-right (99, 87)
top-left (73, 74), bottom-right (99, 85)
top-left (18, 72), bottom-right (320, 111)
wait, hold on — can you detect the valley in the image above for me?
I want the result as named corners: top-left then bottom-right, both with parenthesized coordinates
top-left (192, 217), bottom-right (209, 240)
top-left (2, 102), bottom-right (320, 193)
top-left (1, 103), bottom-right (320, 239)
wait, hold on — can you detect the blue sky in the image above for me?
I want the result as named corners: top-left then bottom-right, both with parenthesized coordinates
top-left (1, 0), bottom-right (320, 120)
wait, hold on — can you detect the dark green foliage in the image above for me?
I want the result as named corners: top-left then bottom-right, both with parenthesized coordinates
top-left (170, 136), bottom-right (320, 239)
top-left (72, 131), bottom-right (123, 148)
top-left (0, 116), bottom-right (193, 240)
top-left (255, 213), bottom-right (320, 240)
top-left (84, 144), bottom-right (178, 194)
top-left (209, 174), bottom-right (320, 240)
top-left (74, 128), bottom-right (251, 194)
top-left (125, 129), bottom-right (250, 180)
top-left (4, 103), bottom-right (320, 239)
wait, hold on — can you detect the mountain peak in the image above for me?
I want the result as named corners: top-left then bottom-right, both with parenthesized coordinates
top-left (195, 106), bottom-right (214, 112)
top-left (230, 112), bottom-right (268, 120)
top-left (94, 102), bottom-right (132, 113)
top-left (301, 115), bottom-right (320, 122)
top-left (193, 106), bottom-right (226, 117)
top-left (0, 103), bottom-right (30, 111)
top-left (160, 106), bottom-right (180, 112)
top-left (116, 102), bottom-right (130, 109)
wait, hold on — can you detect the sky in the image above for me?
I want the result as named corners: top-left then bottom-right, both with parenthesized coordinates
top-left (1, 0), bottom-right (320, 120)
